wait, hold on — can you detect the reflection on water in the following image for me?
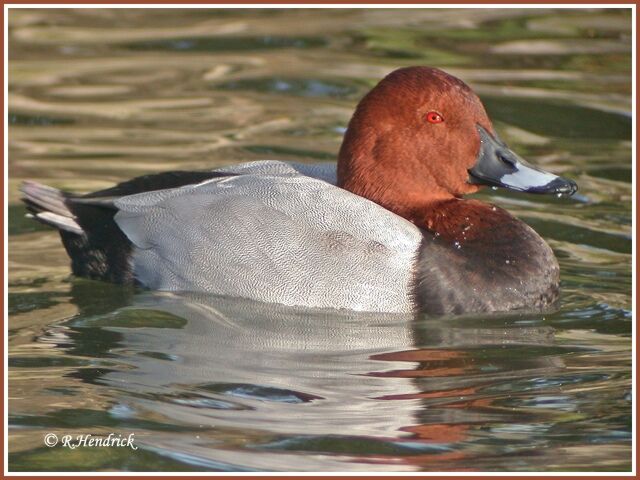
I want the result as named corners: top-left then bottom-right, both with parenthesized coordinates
top-left (8, 7), bottom-right (631, 472)
top-left (8, 287), bottom-right (631, 471)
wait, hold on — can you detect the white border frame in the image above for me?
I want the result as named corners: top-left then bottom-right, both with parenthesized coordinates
top-left (3, 3), bottom-right (636, 477)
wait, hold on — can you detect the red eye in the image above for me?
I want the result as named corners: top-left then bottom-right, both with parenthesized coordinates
top-left (426, 111), bottom-right (444, 124)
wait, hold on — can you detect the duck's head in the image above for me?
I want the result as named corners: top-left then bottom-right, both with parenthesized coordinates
top-left (337, 66), bottom-right (576, 218)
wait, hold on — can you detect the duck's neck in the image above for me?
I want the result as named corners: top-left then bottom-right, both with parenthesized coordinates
top-left (413, 198), bottom-right (519, 245)
top-left (338, 168), bottom-right (460, 232)
top-left (340, 172), bottom-right (510, 245)
top-left (336, 125), bottom-right (465, 220)
top-left (337, 141), bottom-right (525, 244)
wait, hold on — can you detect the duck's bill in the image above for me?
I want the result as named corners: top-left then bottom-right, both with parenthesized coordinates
top-left (468, 125), bottom-right (577, 195)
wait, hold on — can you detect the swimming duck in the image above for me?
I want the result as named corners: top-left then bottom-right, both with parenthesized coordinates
top-left (21, 66), bottom-right (577, 315)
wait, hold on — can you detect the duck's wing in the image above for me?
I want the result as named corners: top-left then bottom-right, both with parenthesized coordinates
top-left (20, 161), bottom-right (331, 282)
top-left (213, 159), bottom-right (338, 184)
top-left (114, 168), bottom-right (422, 313)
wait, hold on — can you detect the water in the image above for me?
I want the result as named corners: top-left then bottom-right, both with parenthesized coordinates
top-left (7, 8), bottom-right (632, 472)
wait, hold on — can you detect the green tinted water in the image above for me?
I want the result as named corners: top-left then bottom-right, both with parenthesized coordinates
top-left (7, 8), bottom-right (632, 472)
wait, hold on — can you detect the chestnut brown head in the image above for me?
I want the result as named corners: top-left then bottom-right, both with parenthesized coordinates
top-left (337, 67), bottom-right (576, 218)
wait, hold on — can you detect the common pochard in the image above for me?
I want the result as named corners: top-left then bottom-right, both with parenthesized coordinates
top-left (22, 66), bottom-right (577, 315)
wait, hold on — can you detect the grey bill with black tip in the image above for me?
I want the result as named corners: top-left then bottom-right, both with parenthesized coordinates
top-left (468, 125), bottom-right (577, 195)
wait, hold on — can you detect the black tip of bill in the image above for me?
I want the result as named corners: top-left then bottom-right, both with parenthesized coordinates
top-left (469, 125), bottom-right (578, 197)
top-left (525, 176), bottom-right (578, 196)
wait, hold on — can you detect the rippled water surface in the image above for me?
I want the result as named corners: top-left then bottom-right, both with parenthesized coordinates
top-left (7, 8), bottom-right (633, 472)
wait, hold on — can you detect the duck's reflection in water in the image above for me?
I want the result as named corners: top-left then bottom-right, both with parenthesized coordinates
top-left (82, 290), bottom-right (562, 471)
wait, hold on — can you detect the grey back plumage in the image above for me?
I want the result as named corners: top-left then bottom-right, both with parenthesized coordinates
top-left (114, 161), bottom-right (422, 312)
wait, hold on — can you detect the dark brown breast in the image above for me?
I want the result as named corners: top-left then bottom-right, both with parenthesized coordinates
top-left (412, 200), bottom-right (559, 315)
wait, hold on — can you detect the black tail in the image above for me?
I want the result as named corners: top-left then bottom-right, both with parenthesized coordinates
top-left (20, 181), bottom-right (135, 283)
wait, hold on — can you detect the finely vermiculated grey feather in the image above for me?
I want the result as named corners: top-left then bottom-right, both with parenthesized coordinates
top-left (114, 161), bottom-right (421, 312)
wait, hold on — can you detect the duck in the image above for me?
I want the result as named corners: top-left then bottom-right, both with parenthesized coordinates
top-left (21, 66), bottom-right (577, 315)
